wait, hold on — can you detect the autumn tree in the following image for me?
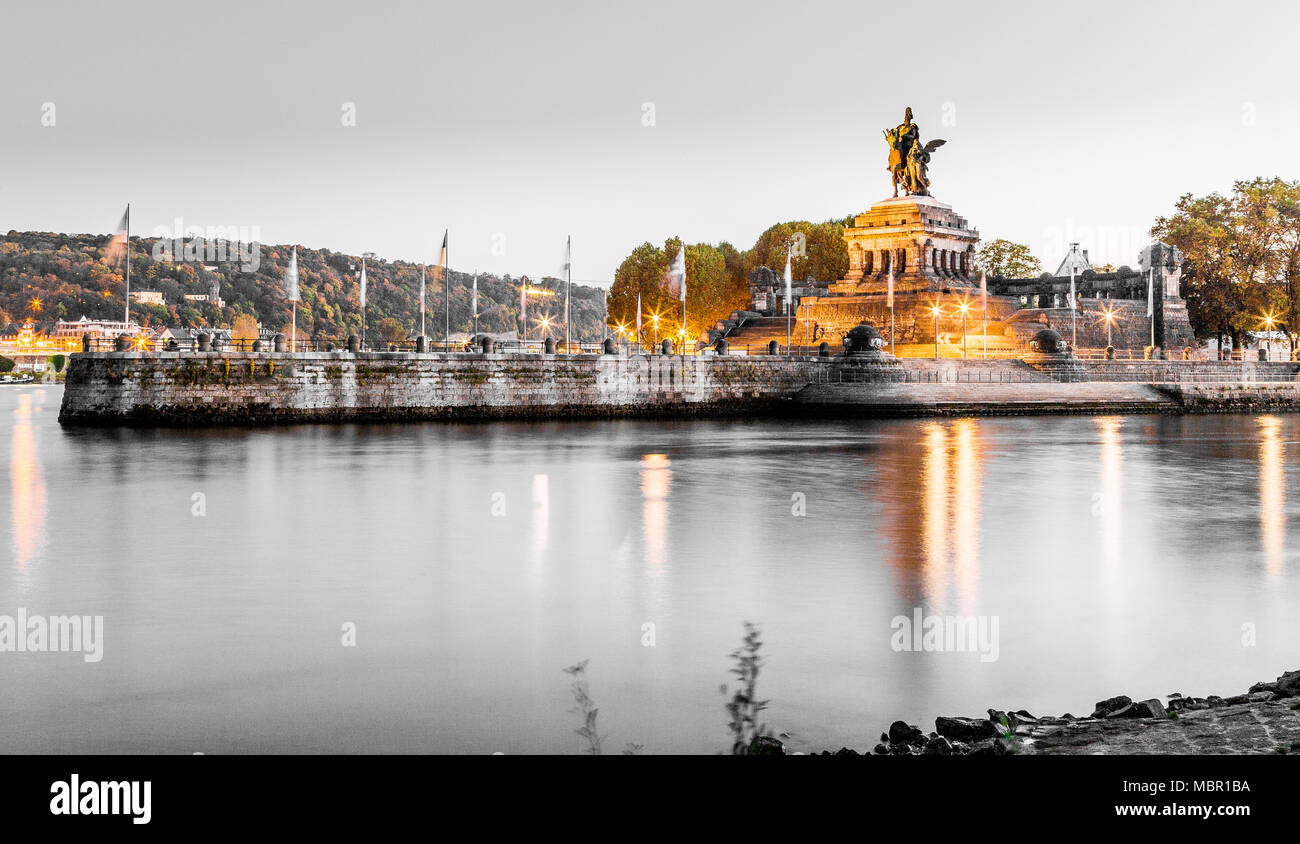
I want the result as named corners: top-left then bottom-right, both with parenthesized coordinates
top-left (378, 317), bottom-right (407, 343)
top-left (974, 239), bottom-right (1042, 278)
top-left (231, 313), bottom-right (260, 341)
top-left (743, 220), bottom-right (848, 284)
top-left (1152, 178), bottom-right (1300, 349)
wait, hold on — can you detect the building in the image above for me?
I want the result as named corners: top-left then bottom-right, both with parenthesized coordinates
top-left (130, 290), bottom-right (165, 305)
top-left (1053, 243), bottom-right (1092, 277)
top-left (183, 293), bottom-right (226, 308)
top-left (52, 316), bottom-right (144, 340)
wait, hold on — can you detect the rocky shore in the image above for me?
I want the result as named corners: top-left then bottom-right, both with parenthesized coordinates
top-left (804, 668), bottom-right (1300, 756)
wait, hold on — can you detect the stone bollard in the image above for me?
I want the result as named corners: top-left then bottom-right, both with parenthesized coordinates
top-left (819, 342), bottom-right (830, 357)
top-left (325, 342), bottom-right (336, 352)
top-left (767, 340), bottom-right (779, 355)
top-left (544, 337), bottom-right (555, 354)
top-left (347, 334), bottom-right (360, 353)
top-left (416, 336), bottom-right (428, 353)
top-left (252, 339), bottom-right (263, 352)
top-left (114, 335), bottom-right (129, 352)
top-left (603, 338), bottom-right (616, 355)
top-left (716, 339), bottom-right (728, 355)
top-left (273, 333), bottom-right (286, 353)
top-left (480, 336), bottom-right (494, 354)
top-left (1105, 345), bottom-right (1114, 360)
top-left (82, 333), bottom-right (92, 353)
top-left (661, 339), bottom-right (673, 355)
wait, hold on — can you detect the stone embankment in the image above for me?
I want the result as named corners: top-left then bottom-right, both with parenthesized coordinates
top-left (808, 668), bottom-right (1300, 756)
top-left (57, 349), bottom-right (1300, 426)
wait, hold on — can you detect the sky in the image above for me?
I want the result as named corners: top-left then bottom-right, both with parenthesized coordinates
top-left (1, 0), bottom-right (1297, 285)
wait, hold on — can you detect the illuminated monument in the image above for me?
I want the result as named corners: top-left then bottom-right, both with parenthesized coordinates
top-left (797, 107), bottom-right (1019, 350)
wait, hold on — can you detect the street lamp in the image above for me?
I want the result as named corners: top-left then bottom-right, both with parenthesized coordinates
top-left (1101, 305), bottom-right (1117, 349)
top-left (957, 300), bottom-right (971, 360)
top-left (651, 313), bottom-right (660, 350)
top-left (1262, 312), bottom-right (1278, 361)
top-left (929, 301), bottom-right (943, 360)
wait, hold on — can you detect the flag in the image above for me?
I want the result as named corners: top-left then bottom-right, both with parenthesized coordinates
top-left (887, 266), bottom-right (894, 309)
top-left (285, 246), bottom-right (299, 302)
top-left (670, 246), bottom-right (686, 301)
top-left (1069, 269), bottom-right (1076, 310)
top-left (438, 230), bottom-right (448, 269)
top-left (1147, 268), bottom-right (1154, 317)
top-left (520, 283), bottom-right (527, 326)
top-left (562, 236), bottom-right (572, 332)
top-left (360, 259), bottom-right (367, 310)
top-left (636, 292), bottom-right (642, 336)
top-left (105, 205), bottom-right (129, 265)
top-left (471, 274), bottom-right (478, 317)
top-left (419, 266), bottom-right (426, 320)
top-left (783, 247), bottom-right (792, 313)
top-left (980, 271), bottom-right (987, 311)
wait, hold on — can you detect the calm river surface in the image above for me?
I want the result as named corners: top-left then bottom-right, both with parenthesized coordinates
top-left (2, 385), bottom-right (1298, 753)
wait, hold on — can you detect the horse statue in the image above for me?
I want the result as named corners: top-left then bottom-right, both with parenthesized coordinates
top-left (884, 127), bottom-right (908, 197)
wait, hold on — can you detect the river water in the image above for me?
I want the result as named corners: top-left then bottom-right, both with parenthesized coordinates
top-left (1, 385), bottom-right (1297, 753)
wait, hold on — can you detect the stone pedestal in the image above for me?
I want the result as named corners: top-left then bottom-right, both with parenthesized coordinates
top-left (833, 195), bottom-right (980, 293)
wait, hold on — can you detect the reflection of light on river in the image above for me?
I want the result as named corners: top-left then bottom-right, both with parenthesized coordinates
top-left (1097, 417), bottom-right (1123, 569)
top-left (1258, 416), bottom-right (1285, 577)
top-left (11, 391), bottom-right (46, 575)
top-left (951, 419), bottom-right (981, 615)
top-left (531, 474), bottom-right (549, 571)
top-left (921, 423), bottom-right (950, 604)
top-left (641, 454), bottom-right (671, 571)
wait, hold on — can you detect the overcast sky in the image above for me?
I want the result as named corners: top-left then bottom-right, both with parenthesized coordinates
top-left (1, 0), bottom-right (1296, 284)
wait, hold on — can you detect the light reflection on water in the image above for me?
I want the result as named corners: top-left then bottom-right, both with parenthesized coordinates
top-left (0, 387), bottom-right (1297, 754)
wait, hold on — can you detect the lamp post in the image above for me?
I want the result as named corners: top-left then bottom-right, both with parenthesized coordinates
top-left (930, 301), bottom-right (943, 360)
top-left (958, 301), bottom-right (970, 360)
top-left (652, 314), bottom-right (660, 351)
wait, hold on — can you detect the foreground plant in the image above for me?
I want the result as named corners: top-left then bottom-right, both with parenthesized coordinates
top-left (562, 660), bottom-right (641, 755)
top-left (721, 622), bottom-right (775, 755)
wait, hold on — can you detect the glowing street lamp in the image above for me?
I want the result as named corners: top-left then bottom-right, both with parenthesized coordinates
top-left (929, 301), bottom-right (944, 360)
top-left (956, 300), bottom-right (972, 360)
top-left (1101, 304), bottom-right (1118, 349)
top-left (1262, 312), bottom-right (1279, 360)
top-left (29, 296), bottom-right (42, 313)
top-left (651, 313), bottom-right (660, 349)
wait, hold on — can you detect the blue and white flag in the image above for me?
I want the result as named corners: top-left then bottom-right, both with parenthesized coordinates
top-left (359, 258), bottom-right (367, 310)
top-left (783, 247), bottom-right (792, 311)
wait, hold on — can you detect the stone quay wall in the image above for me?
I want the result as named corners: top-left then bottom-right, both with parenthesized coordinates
top-left (58, 351), bottom-right (827, 425)
top-left (58, 351), bottom-right (1300, 426)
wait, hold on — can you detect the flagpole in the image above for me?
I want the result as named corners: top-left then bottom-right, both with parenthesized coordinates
top-left (785, 246), bottom-right (791, 355)
top-left (361, 256), bottom-right (367, 351)
top-left (565, 235), bottom-right (572, 353)
top-left (291, 300), bottom-right (297, 354)
top-left (444, 234), bottom-right (450, 352)
top-left (420, 265), bottom-right (426, 340)
top-left (981, 271), bottom-right (988, 359)
top-left (1070, 268), bottom-right (1077, 349)
top-left (472, 271), bottom-right (479, 340)
top-left (124, 203), bottom-right (131, 325)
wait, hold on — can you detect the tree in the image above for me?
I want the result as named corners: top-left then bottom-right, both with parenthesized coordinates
top-left (48, 354), bottom-right (66, 373)
top-left (1152, 178), bottom-right (1300, 349)
top-left (974, 239), bottom-right (1041, 278)
top-left (0, 356), bottom-right (14, 373)
top-left (743, 220), bottom-right (849, 284)
top-left (378, 317), bottom-right (406, 343)
top-left (607, 239), bottom-right (748, 345)
top-left (231, 313), bottom-right (259, 341)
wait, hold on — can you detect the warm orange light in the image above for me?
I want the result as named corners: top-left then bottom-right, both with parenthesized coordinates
top-left (28, 296), bottom-right (42, 312)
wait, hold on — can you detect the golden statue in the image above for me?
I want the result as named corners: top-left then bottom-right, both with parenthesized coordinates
top-left (884, 107), bottom-right (945, 197)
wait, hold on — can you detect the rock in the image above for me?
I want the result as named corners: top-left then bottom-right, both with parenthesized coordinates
top-left (987, 708), bottom-right (1007, 724)
top-left (1247, 691), bottom-right (1274, 702)
top-left (923, 736), bottom-right (953, 755)
top-left (1105, 703), bottom-right (1139, 719)
top-left (831, 746), bottom-right (860, 756)
top-left (747, 736), bottom-right (786, 755)
top-left (1276, 670), bottom-right (1300, 697)
top-left (873, 743), bottom-right (890, 755)
top-left (1012, 709), bottom-right (1037, 720)
top-left (1061, 713), bottom-right (1076, 721)
top-left (935, 716), bottom-right (998, 742)
top-left (888, 720), bottom-right (924, 745)
top-left (1223, 694), bottom-right (1250, 705)
top-left (880, 732), bottom-right (889, 743)
top-left (1091, 695), bottom-right (1132, 718)
top-left (1206, 695), bottom-right (1226, 707)
top-left (1133, 699), bottom-right (1167, 719)
top-left (970, 738), bottom-right (1011, 756)
top-left (1247, 682), bottom-right (1277, 695)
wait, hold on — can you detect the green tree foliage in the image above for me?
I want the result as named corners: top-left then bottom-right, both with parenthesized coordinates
top-left (743, 220), bottom-right (849, 284)
top-left (48, 354), bottom-right (66, 373)
top-left (0, 356), bottom-right (14, 373)
top-left (606, 239), bottom-right (749, 344)
top-left (1152, 178), bottom-right (1300, 347)
top-left (974, 238), bottom-right (1042, 279)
